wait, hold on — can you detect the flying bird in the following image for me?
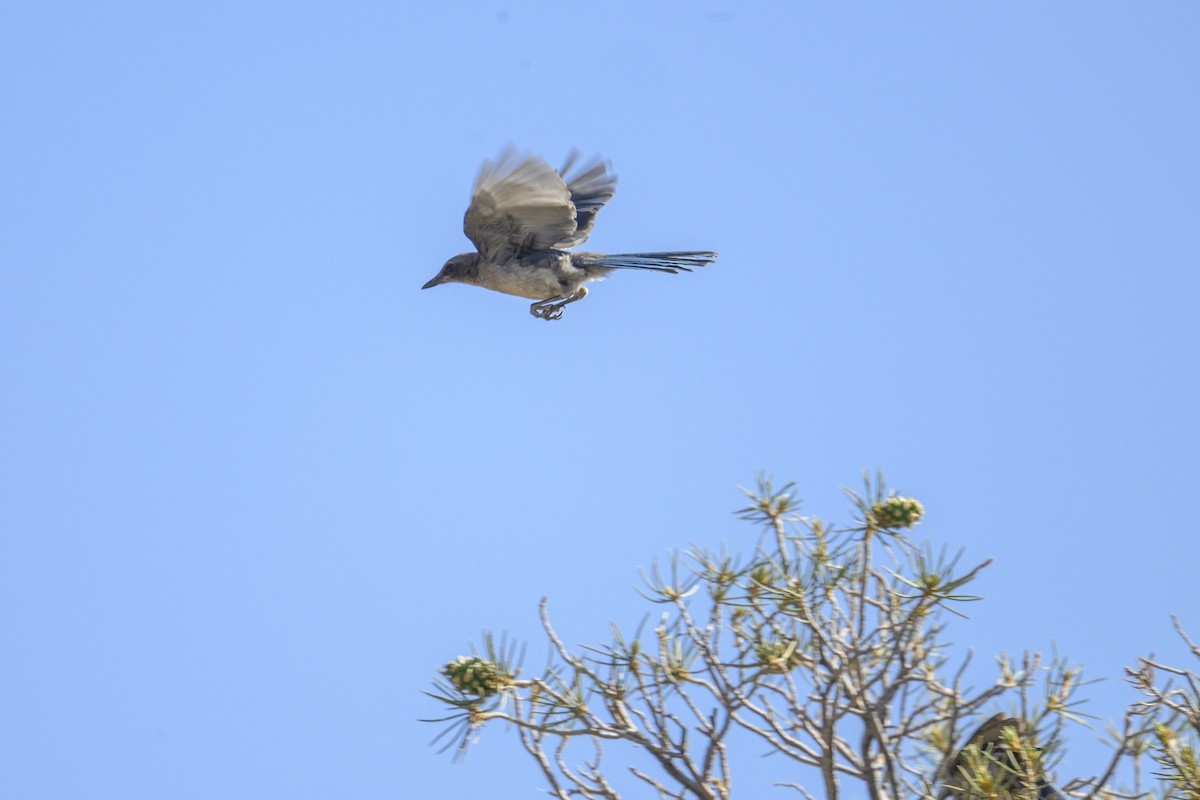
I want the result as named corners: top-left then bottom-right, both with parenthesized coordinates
top-left (422, 148), bottom-right (716, 320)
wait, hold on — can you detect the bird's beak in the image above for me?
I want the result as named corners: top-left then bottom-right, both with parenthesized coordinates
top-left (421, 274), bottom-right (444, 290)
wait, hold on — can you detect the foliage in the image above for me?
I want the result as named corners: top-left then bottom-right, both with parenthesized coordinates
top-left (1128, 618), bottom-right (1200, 800)
top-left (424, 473), bottom-right (1195, 800)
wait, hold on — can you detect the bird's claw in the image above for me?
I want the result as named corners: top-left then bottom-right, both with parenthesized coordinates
top-left (531, 302), bottom-right (565, 321)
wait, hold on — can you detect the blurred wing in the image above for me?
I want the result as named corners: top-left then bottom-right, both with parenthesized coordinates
top-left (555, 150), bottom-right (617, 249)
top-left (463, 148), bottom-right (578, 265)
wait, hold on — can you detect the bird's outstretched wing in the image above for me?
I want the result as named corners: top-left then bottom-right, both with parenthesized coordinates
top-left (462, 148), bottom-right (617, 264)
top-left (556, 150), bottom-right (617, 248)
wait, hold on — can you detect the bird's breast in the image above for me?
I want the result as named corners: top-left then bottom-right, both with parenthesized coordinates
top-left (476, 254), bottom-right (583, 300)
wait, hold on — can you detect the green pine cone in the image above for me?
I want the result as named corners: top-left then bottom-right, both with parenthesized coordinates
top-left (872, 496), bottom-right (924, 529)
top-left (442, 655), bottom-right (508, 697)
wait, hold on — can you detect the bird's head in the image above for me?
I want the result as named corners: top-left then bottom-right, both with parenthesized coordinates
top-left (422, 253), bottom-right (479, 290)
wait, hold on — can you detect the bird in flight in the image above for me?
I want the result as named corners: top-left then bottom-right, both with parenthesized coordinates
top-left (422, 148), bottom-right (716, 320)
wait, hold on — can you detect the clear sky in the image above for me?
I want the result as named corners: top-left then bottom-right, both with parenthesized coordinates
top-left (2, 2), bottom-right (1198, 798)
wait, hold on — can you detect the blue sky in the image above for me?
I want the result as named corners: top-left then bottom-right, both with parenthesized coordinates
top-left (2, 2), bottom-right (1198, 798)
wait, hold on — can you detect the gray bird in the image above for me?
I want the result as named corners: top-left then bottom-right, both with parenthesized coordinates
top-left (938, 714), bottom-right (1065, 800)
top-left (422, 148), bottom-right (716, 320)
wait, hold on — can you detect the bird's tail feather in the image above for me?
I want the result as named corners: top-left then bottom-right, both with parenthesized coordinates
top-left (580, 251), bottom-right (717, 274)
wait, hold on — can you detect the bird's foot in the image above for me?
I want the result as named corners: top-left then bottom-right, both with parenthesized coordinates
top-left (530, 299), bottom-right (567, 320)
top-left (529, 288), bottom-right (587, 321)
